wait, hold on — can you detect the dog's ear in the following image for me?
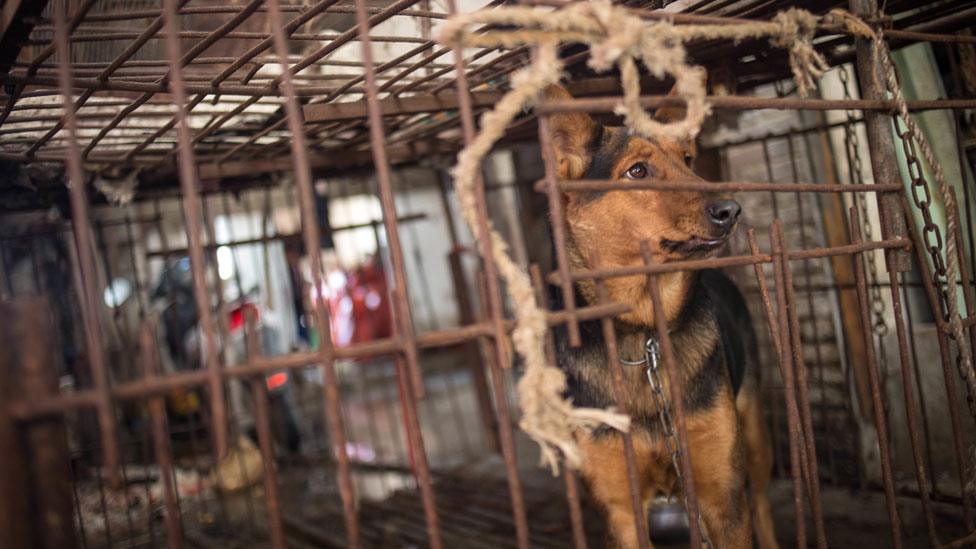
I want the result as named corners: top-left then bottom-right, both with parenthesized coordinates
top-left (653, 82), bottom-right (685, 124)
top-left (544, 85), bottom-right (596, 180)
top-left (654, 83), bottom-right (696, 160)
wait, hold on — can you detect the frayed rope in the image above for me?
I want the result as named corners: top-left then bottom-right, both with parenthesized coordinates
top-left (439, 2), bottom-right (905, 474)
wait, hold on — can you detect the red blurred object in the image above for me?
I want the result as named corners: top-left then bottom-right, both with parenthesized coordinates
top-left (316, 256), bottom-right (393, 352)
top-left (227, 302), bottom-right (260, 333)
top-left (266, 372), bottom-right (289, 391)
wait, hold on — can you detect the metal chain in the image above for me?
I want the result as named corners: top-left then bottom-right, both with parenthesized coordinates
top-left (641, 337), bottom-right (713, 548)
top-left (876, 36), bottom-right (976, 419)
top-left (839, 65), bottom-right (889, 339)
top-left (893, 111), bottom-right (952, 318)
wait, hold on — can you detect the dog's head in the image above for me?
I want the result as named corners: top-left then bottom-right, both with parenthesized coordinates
top-left (545, 85), bottom-right (740, 324)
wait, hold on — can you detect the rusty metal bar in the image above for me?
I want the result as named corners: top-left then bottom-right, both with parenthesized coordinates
top-left (0, 301), bottom-right (32, 548)
top-left (0, 0), bottom-right (97, 127)
top-left (530, 264), bottom-right (586, 549)
top-left (1, 298), bottom-right (79, 549)
top-left (849, 206), bottom-right (903, 547)
top-left (592, 278), bottom-right (651, 549)
top-left (160, 0), bottom-right (229, 459)
top-left (443, 0), bottom-right (530, 546)
top-left (351, 0), bottom-right (424, 399)
top-left (640, 242), bottom-right (706, 548)
top-left (949, 188), bottom-right (976, 404)
top-left (140, 323), bottom-right (185, 549)
top-left (243, 311), bottom-right (287, 549)
top-left (440, 177), bottom-right (499, 453)
top-left (769, 220), bottom-right (808, 549)
top-left (774, 220), bottom-right (828, 549)
top-left (538, 114), bottom-right (581, 347)
top-left (554, 237), bottom-right (910, 283)
top-left (535, 96), bottom-right (976, 115)
top-left (351, 0), bottom-right (444, 544)
top-left (848, 0), bottom-right (912, 272)
top-left (5, 298), bottom-right (633, 417)
top-left (261, 0), bottom-right (360, 544)
top-left (539, 179), bottom-right (903, 194)
top-left (884, 260), bottom-right (940, 546)
top-left (900, 196), bottom-right (974, 528)
top-left (51, 0), bottom-right (122, 489)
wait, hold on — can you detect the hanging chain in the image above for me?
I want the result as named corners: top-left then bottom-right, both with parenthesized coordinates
top-left (839, 65), bottom-right (889, 339)
top-left (893, 111), bottom-right (952, 318)
top-left (640, 337), bottom-right (713, 548)
top-left (875, 36), bottom-right (976, 419)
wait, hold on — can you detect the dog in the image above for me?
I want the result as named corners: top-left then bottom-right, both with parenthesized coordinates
top-left (544, 85), bottom-right (778, 549)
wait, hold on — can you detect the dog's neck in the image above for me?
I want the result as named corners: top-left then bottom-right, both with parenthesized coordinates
top-left (562, 234), bottom-right (697, 332)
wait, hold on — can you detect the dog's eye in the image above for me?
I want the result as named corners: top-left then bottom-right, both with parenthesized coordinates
top-left (684, 153), bottom-right (694, 168)
top-left (625, 162), bottom-right (649, 180)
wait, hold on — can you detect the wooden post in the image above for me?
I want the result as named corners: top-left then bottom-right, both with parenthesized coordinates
top-left (0, 297), bottom-right (79, 549)
top-left (814, 125), bottom-right (874, 419)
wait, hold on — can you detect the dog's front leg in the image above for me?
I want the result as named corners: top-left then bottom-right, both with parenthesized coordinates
top-left (579, 433), bottom-right (654, 549)
top-left (687, 396), bottom-right (752, 549)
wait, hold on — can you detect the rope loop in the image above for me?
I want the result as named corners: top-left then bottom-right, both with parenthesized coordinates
top-left (438, 1), bottom-right (943, 473)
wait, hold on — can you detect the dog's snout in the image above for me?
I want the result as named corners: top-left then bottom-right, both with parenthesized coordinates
top-left (707, 199), bottom-right (741, 230)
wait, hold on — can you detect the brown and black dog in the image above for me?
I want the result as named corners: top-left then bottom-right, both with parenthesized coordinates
top-left (545, 85), bottom-right (778, 549)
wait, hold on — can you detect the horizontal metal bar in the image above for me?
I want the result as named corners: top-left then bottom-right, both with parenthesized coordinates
top-left (144, 214), bottom-right (426, 258)
top-left (4, 300), bottom-right (630, 420)
top-left (304, 92), bottom-right (976, 124)
top-left (538, 96), bottom-right (976, 115)
top-left (535, 179), bottom-right (904, 194)
top-left (552, 237), bottom-right (911, 284)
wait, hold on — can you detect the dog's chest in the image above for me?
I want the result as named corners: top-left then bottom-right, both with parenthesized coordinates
top-left (559, 315), bottom-right (726, 433)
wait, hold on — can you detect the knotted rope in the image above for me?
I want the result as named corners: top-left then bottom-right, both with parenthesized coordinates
top-left (870, 28), bottom-right (976, 416)
top-left (440, 1), bottom-right (971, 473)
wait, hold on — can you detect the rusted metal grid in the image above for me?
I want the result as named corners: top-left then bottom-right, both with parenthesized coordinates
top-left (0, 0), bottom-right (975, 548)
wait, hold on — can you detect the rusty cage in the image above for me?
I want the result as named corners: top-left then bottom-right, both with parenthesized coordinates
top-left (1, 0), bottom-right (975, 547)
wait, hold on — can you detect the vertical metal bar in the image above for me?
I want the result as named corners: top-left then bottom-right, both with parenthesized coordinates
top-left (9, 298), bottom-right (79, 549)
top-left (769, 221), bottom-right (807, 549)
top-left (899, 273), bottom-right (939, 497)
top-left (848, 0), bottom-right (911, 272)
top-left (122, 213), bottom-right (148, 319)
top-left (639, 242), bottom-right (704, 549)
top-left (529, 264), bottom-right (586, 549)
top-left (261, 0), bottom-right (360, 544)
top-left (884, 264), bottom-right (940, 546)
top-left (51, 0), bottom-right (122, 489)
top-left (948, 188), bottom-right (976, 529)
top-left (949, 188), bottom-right (976, 389)
top-left (440, 0), bottom-right (529, 545)
top-left (786, 133), bottom-right (834, 491)
top-left (593, 280), bottom-right (651, 549)
top-left (900, 197), bottom-right (973, 528)
top-left (774, 222), bottom-right (828, 549)
top-left (0, 242), bottom-right (11, 299)
top-left (140, 323), bottom-right (185, 549)
top-left (69, 458), bottom-right (91, 549)
top-left (849, 207), bottom-right (903, 548)
top-left (0, 301), bottom-right (32, 549)
top-left (261, 187), bottom-right (276, 311)
top-left (95, 222), bottom-right (134, 365)
top-left (160, 0), bottom-right (229, 459)
top-left (199, 198), bottom-right (233, 373)
top-left (244, 311), bottom-right (287, 549)
top-left (351, 0), bottom-right (425, 399)
top-left (438, 175), bottom-right (498, 453)
top-left (754, 140), bottom-right (791, 482)
top-left (350, 0), bottom-right (442, 546)
top-left (539, 114), bottom-right (582, 348)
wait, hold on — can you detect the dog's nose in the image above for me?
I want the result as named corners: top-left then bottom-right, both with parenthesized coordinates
top-left (707, 200), bottom-right (741, 230)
